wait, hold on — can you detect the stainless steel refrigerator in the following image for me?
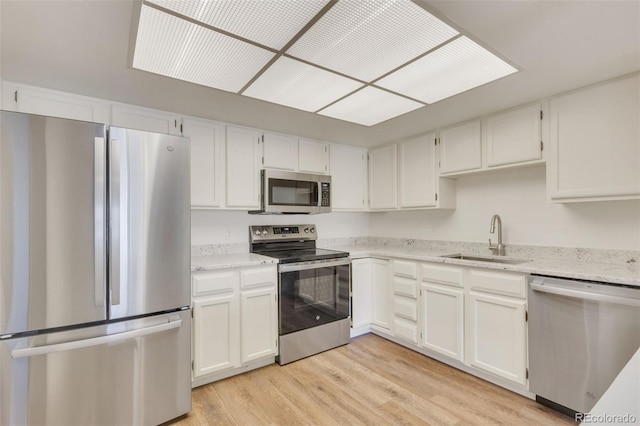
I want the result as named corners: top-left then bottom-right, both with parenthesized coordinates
top-left (0, 111), bottom-right (192, 425)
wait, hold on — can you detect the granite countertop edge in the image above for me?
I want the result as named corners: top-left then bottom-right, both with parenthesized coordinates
top-left (190, 245), bottom-right (639, 287)
top-left (337, 244), bottom-right (639, 287)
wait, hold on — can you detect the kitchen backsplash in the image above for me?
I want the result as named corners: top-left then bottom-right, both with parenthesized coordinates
top-left (193, 237), bottom-right (638, 266)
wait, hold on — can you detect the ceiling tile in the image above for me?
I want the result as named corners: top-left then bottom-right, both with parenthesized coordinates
top-left (376, 36), bottom-right (518, 104)
top-left (286, 0), bottom-right (459, 82)
top-left (318, 87), bottom-right (424, 126)
top-left (243, 57), bottom-right (364, 112)
top-left (133, 5), bottom-right (274, 93)
top-left (146, 0), bottom-right (330, 50)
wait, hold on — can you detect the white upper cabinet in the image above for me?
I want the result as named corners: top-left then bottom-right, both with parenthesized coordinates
top-left (111, 103), bottom-right (181, 135)
top-left (298, 138), bottom-right (329, 174)
top-left (225, 125), bottom-right (261, 209)
top-left (329, 143), bottom-right (367, 211)
top-left (262, 132), bottom-right (297, 171)
top-left (398, 134), bottom-right (437, 208)
top-left (7, 83), bottom-right (109, 123)
top-left (439, 120), bottom-right (482, 174)
top-left (485, 103), bottom-right (543, 167)
top-left (183, 117), bottom-right (225, 209)
top-left (369, 144), bottom-right (398, 210)
top-left (547, 74), bottom-right (640, 202)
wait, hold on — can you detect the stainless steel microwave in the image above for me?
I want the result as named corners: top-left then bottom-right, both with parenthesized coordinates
top-left (250, 169), bottom-right (331, 214)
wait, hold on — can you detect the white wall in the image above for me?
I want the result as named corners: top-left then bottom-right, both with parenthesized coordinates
top-left (369, 166), bottom-right (640, 251)
top-left (191, 210), bottom-right (369, 246)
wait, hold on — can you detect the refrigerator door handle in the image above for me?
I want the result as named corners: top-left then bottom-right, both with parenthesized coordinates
top-left (11, 319), bottom-right (182, 359)
top-left (94, 137), bottom-right (105, 307)
top-left (109, 137), bottom-right (121, 306)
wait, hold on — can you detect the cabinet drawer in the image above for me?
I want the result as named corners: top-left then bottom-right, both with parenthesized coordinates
top-left (467, 269), bottom-right (527, 298)
top-left (393, 276), bottom-right (418, 298)
top-left (393, 296), bottom-right (418, 321)
top-left (240, 266), bottom-right (277, 290)
top-left (394, 317), bottom-right (418, 344)
top-left (392, 260), bottom-right (417, 279)
top-left (192, 270), bottom-right (239, 296)
top-left (421, 263), bottom-right (463, 287)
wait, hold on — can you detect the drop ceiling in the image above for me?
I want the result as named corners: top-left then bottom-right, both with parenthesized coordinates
top-left (0, 1), bottom-right (638, 146)
top-left (132, 0), bottom-right (518, 126)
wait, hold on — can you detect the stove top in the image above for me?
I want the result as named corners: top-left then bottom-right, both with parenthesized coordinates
top-left (259, 248), bottom-right (349, 264)
top-left (249, 224), bottom-right (349, 263)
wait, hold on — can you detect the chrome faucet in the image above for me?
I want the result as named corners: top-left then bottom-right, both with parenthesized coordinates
top-left (489, 214), bottom-right (505, 256)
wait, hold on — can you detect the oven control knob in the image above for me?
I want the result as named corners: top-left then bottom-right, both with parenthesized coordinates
top-left (254, 229), bottom-right (261, 236)
top-left (304, 228), bottom-right (309, 233)
top-left (310, 227), bottom-right (315, 233)
top-left (262, 229), bottom-right (268, 236)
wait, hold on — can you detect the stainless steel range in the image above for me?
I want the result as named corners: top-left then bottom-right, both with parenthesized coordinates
top-left (250, 225), bottom-right (351, 365)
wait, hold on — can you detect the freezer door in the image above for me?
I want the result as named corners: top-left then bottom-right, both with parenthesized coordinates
top-left (0, 111), bottom-right (107, 336)
top-left (0, 310), bottom-right (192, 426)
top-left (108, 127), bottom-right (190, 318)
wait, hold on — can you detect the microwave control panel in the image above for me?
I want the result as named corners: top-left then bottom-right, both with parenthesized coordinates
top-left (320, 182), bottom-right (330, 207)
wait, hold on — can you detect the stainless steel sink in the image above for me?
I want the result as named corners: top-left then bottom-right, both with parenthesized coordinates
top-left (440, 253), bottom-right (530, 265)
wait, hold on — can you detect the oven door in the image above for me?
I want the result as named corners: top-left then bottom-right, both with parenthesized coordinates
top-left (278, 258), bottom-right (350, 335)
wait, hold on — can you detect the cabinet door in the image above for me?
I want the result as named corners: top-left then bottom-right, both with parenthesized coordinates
top-left (329, 143), bottom-right (367, 210)
top-left (351, 259), bottom-right (373, 330)
top-left (548, 75), bottom-right (640, 201)
top-left (262, 132), bottom-right (297, 171)
top-left (240, 286), bottom-right (277, 363)
top-left (111, 104), bottom-right (181, 135)
top-left (226, 126), bottom-right (261, 209)
top-left (399, 134), bottom-right (436, 207)
top-left (369, 144), bottom-right (398, 210)
top-left (485, 104), bottom-right (543, 167)
top-left (439, 121), bottom-right (482, 174)
top-left (183, 118), bottom-right (225, 208)
top-left (298, 138), bottom-right (329, 174)
top-left (371, 259), bottom-right (392, 331)
top-left (421, 283), bottom-right (464, 362)
top-left (14, 85), bottom-right (109, 123)
top-left (192, 294), bottom-right (240, 378)
top-left (467, 291), bottom-right (527, 385)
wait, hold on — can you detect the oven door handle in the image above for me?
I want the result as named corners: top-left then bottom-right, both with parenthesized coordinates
top-left (279, 258), bottom-right (351, 273)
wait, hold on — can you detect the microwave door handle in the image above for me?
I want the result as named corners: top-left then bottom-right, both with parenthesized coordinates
top-left (315, 182), bottom-right (321, 207)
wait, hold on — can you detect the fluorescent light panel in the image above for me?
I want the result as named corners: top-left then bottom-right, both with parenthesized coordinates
top-left (318, 87), bottom-right (423, 126)
top-left (286, 0), bottom-right (459, 82)
top-left (243, 57), bottom-right (364, 112)
top-left (133, 5), bottom-right (274, 93)
top-left (133, 1), bottom-right (519, 126)
top-left (146, 0), bottom-right (330, 50)
top-left (376, 36), bottom-right (518, 104)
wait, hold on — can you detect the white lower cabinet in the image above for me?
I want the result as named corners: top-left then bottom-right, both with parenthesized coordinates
top-left (391, 260), bottom-right (419, 344)
top-left (191, 265), bottom-right (277, 387)
top-left (192, 293), bottom-right (239, 377)
top-left (351, 259), bottom-right (373, 334)
top-left (420, 283), bottom-right (464, 362)
top-left (240, 286), bottom-right (277, 363)
top-left (465, 268), bottom-right (528, 386)
top-left (466, 291), bottom-right (527, 386)
top-left (370, 259), bottom-right (392, 332)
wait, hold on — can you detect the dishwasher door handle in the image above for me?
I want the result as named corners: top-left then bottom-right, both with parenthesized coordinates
top-left (530, 282), bottom-right (640, 308)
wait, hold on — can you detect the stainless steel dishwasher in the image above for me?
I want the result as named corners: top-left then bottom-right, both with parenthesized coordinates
top-left (528, 275), bottom-right (640, 415)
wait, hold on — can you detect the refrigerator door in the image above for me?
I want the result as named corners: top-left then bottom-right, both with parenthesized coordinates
top-left (0, 111), bottom-right (107, 336)
top-left (0, 310), bottom-right (192, 426)
top-left (108, 127), bottom-right (190, 319)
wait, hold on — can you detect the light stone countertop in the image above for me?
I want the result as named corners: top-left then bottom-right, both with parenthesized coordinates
top-left (191, 253), bottom-right (278, 272)
top-left (190, 239), bottom-right (639, 286)
top-left (329, 244), bottom-right (640, 287)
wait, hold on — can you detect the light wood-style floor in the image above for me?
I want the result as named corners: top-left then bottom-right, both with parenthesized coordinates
top-left (170, 334), bottom-right (575, 425)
